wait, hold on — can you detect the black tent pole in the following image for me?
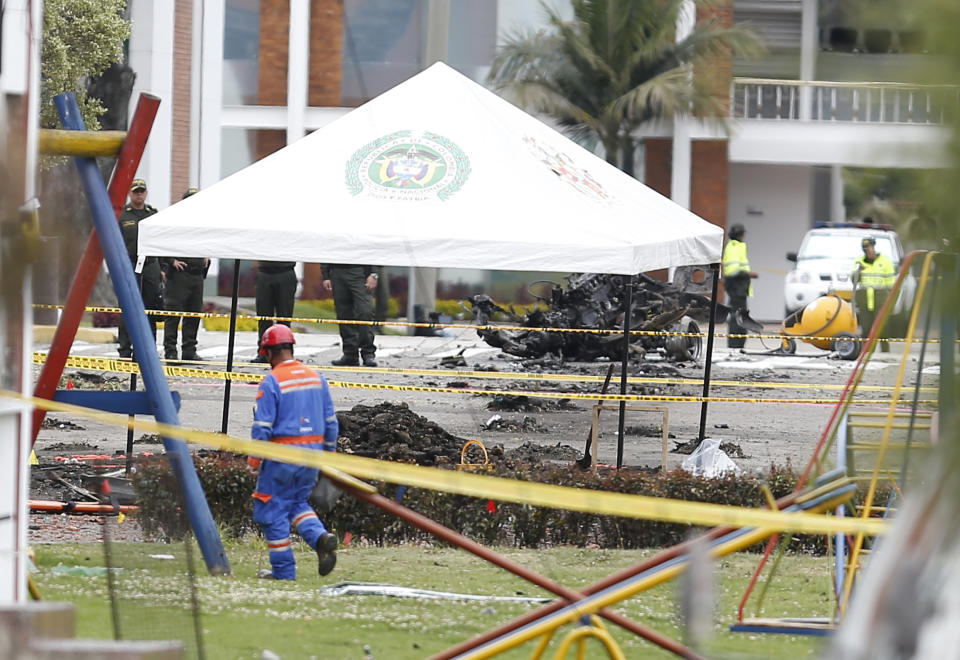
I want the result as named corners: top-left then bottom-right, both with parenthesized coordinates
top-left (698, 263), bottom-right (720, 443)
top-left (221, 259), bottom-right (241, 434)
top-left (616, 277), bottom-right (634, 469)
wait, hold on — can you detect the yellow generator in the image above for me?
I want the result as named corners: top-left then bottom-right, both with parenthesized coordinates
top-left (780, 294), bottom-right (861, 360)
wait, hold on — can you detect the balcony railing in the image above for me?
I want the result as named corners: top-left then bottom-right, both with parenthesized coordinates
top-left (731, 77), bottom-right (959, 124)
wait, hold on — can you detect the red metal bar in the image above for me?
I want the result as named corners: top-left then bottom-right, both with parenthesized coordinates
top-left (31, 94), bottom-right (160, 445)
top-left (432, 488), bottom-right (806, 660)
top-left (341, 485), bottom-right (705, 660)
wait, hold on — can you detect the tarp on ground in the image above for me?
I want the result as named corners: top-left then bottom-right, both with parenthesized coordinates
top-left (139, 62), bottom-right (723, 275)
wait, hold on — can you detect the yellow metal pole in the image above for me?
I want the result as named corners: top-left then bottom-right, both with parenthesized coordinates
top-left (840, 251), bottom-right (937, 615)
top-left (549, 626), bottom-right (626, 660)
top-left (39, 129), bottom-right (126, 156)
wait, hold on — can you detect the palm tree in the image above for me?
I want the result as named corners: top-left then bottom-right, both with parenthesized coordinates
top-left (487, 0), bottom-right (763, 176)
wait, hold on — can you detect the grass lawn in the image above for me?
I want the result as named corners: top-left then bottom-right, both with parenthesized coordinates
top-left (32, 541), bottom-right (834, 659)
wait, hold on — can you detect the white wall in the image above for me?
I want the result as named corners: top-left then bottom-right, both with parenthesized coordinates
top-left (727, 163), bottom-right (813, 321)
top-left (128, 0), bottom-right (176, 210)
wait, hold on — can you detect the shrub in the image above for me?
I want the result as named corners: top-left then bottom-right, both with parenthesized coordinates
top-left (201, 316), bottom-right (259, 332)
top-left (132, 452), bottom-right (256, 540)
top-left (132, 455), bottom-right (881, 555)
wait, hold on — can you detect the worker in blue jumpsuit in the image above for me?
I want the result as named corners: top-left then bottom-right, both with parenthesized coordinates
top-left (247, 324), bottom-right (339, 579)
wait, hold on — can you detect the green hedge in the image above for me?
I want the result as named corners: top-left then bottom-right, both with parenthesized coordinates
top-left (131, 454), bottom-right (884, 553)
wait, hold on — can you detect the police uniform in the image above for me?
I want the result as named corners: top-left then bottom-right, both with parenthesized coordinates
top-left (162, 189), bottom-right (207, 360)
top-left (854, 242), bottom-right (896, 349)
top-left (322, 263), bottom-right (377, 365)
top-left (117, 183), bottom-right (163, 358)
top-left (162, 256), bottom-right (206, 360)
top-left (722, 232), bottom-right (752, 349)
top-left (248, 359), bottom-right (338, 580)
top-left (255, 261), bottom-right (297, 348)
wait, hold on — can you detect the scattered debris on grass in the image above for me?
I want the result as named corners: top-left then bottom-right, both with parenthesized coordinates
top-left (42, 417), bottom-right (86, 431)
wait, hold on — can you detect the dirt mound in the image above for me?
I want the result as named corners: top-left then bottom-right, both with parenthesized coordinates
top-left (336, 402), bottom-right (503, 466)
top-left (503, 441), bottom-right (581, 463)
top-left (335, 402), bottom-right (580, 468)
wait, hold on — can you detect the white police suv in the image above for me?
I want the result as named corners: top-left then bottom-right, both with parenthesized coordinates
top-left (784, 223), bottom-right (914, 317)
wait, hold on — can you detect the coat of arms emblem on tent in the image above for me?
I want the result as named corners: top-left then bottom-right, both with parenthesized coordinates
top-left (345, 130), bottom-right (471, 201)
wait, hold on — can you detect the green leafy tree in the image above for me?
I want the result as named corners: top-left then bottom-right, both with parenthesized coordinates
top-left (41, 0), bottom-right (129, 129)
top-left (487, 0), bottom-right (762, 175)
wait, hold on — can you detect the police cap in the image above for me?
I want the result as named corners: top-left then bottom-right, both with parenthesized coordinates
top-left (130, 178), bottom-right (147, 192)
top-left (861, 236), bottom-right (876, 249)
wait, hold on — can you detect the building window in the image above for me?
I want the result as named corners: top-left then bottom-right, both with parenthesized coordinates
top-left (223, 0), bottom-right (261, 105)
top-left (341, 0), bottom-right (426, 106)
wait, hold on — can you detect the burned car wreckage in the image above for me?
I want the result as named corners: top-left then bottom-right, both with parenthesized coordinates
top-left (462, 268), bottom-right (760, 363)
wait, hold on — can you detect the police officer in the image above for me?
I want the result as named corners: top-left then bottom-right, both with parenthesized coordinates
top-left (722, 224), bottom-right (758, 349)
top-left (162, 188), bottom-right (209, 361)
top-left (853, 236), bottom-right (896, 351)
top-left (321, 263), bottom-right (378, 367)
top-left (247, 324), bottom-right (339, 580)
top-left (253, 261), bottom-right (298, 363)
top-left (117, 179), bottom-right (163, 358)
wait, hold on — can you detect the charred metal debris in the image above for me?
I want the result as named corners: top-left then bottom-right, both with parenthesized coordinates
top-left (462, 269), bottom-right (759, 363)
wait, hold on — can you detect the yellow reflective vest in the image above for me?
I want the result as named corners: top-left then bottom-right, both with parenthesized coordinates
top-left (854, 253), bottom-right (895, 311)
top-left (722, 240), bottom-right (749, 277)
top-left (723, 239), bottom-right (752, 295)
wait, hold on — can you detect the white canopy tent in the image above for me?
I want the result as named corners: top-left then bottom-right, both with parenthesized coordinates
top-left (139, 62), bottom-right (722, 273)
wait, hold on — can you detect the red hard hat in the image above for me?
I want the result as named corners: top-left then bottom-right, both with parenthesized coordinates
top-left (259, 324), bottom-right (296, 355)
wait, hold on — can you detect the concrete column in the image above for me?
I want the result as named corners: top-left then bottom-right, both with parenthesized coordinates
top-left (128, 0), bottom-right (175, 209)
top-left (831, 164), bottom-right (845, 223)
top-left (189, 0), bottom-right (202, 186)
top-left (799, 0), bottom-right (817, 121)
top-left (0, 0), bottom-right (39, 604)
top-left (286, 0), bottom-right (310, 145)
top-left (424, 0), bottom-right (450, 65)
top-left (670, 0), bottom-right (696, 209)
top-left (198, 0), bottom-right (224, 189)
top-left (406, 0), bottom-right (451, 326)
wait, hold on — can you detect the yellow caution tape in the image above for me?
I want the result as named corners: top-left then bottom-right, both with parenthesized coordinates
top-left (35, 353), bottom-right (937, 406)
top-left (31, 303), bottom-right (938, 343)
top-left (8, 388), bottom-right (887, 536)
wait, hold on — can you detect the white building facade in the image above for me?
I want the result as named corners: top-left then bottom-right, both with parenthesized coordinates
top-left (126, 0), bottom-right (950, 320)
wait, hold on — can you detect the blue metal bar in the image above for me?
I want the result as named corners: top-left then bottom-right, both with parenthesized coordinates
top-left (52, 390), bottom-right (181, 415)
top-left (55, 92), bottom-right (230, 575)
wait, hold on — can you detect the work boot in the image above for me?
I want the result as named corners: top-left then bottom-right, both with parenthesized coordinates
top-left (164, 350), bottom-right (178, 360)
top-left (331, 355), bottom-right (359, 367)
top-left (251, 354), bottom-right (269, 364)
top-left (361, 355), bottom-right (377, 367)
top-left (316, 532), bottom-right (338, 577)
top-left (180, 352), bottom-right (201, 361)
top-left (118, 350), bottom-right (132, 359)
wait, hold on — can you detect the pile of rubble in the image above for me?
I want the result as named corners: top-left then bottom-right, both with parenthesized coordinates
top-left (336, 402), bottom-right (503, 466)
top-left (335, 402), bottom-right (584, 468)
